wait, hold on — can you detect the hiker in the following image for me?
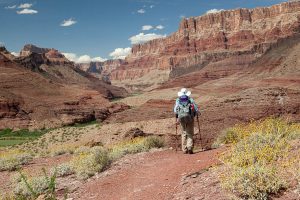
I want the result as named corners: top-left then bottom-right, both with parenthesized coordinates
top-left (174, 88), bottom-right (199, 154)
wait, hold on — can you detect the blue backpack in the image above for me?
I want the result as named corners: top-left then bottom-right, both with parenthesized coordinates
top-left (177, 96), bottom-right (193, 123)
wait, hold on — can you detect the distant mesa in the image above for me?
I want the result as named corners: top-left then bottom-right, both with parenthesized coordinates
top-left (20, 44), bottom-right (52, 56)
top-left (19, 44), bottom-right (71, 64)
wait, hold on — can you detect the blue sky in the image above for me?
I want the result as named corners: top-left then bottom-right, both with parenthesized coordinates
top-left (0, 0), bottom-right (287, 62)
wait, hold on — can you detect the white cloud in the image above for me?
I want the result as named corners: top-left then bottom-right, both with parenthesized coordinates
top-left (17, 8), bottom-right (38, 14)
top-left (5, 5), bottom-right (16, 9)
top-left (60, 18), bottom-right (77, 27)
top-left (62, 53), bottom-right (77, 62)
top-left (206, 9), bottom-right (224, 14)
top-left (156, 25), bottom-right (164, 30)
top-left (78, 54), bottom-right (106, 63)
top-left (18, 3), bottom-right (33, 9)
top-left (142, 25), bottom-right (153, 31)
top-left (109, 47), bottom-right (131, 59)
top-left (137, 9), bottom-right (145, 14)
top-left (90, 57), bottom-right (107, 62)
top-left (62, 53), bottom-right (107, 63)
top-left (11, 52), bottom-right (19, 56)
top-left (129, 33), bottom-right (166, 45)
top-left (150, 5), bottom-right (154, 8)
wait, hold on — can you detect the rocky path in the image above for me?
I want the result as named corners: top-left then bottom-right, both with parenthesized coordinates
top-left (70, 148), bottom-right (224, 200)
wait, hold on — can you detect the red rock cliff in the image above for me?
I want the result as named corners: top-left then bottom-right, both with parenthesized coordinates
top-left (110, 1), bottom-right (300, 88)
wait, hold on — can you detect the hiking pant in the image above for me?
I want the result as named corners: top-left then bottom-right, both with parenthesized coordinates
top-left (180, 119), bottom-right (194, 152)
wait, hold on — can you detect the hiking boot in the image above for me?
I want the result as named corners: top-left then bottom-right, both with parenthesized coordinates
top-left (188, 149), bottom-right (193, 154)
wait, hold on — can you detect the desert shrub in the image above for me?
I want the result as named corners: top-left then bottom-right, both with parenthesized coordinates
top-left (109, 136), bottom-right (165, 160)
top-left (0, 150), bottom-right (33, 171)
top-left (50, 144), bottom-right (78, 157)
top-left (69, 136), bottom-right (164, 180)
top-left (226, 133), bottom-right (289, 167)
top-left (218, 118), bottom-right (300, 199)
top-left (221, 164), bottom-right (286, 200)
top-left (50, 163), bottom-right (74, 177)
top-left (109, 137), bottom-right (146, 160)
top-left (0, 194), bottom-right (16, 200)
top-left (215, 118), bottom-right (300, 146)
top-left (144, 136), bottom-right (165, 149)
top-left (14, 169), bottom-right (57, 199)
top-left (70, 146), bottom-right (110, 180)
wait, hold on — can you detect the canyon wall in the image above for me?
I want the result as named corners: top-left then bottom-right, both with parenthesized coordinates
top-left (109, 1), bottom-right (300, 90)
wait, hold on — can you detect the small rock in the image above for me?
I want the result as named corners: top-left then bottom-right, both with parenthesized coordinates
top-left (36, 195), bottom-right (46, 200)
top-left (181, 181), bottom-right (188, 186)
top-left (191, 174), bottom-right (198, 178)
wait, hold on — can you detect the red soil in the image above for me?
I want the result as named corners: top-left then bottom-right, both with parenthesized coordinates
top-left (70, 149), bottom-right (224, 200)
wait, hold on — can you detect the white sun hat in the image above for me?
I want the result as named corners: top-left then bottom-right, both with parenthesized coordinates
top-left (177, 88), bottom-right (191, 97)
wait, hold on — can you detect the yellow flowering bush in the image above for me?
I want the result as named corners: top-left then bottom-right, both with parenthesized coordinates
top-left (218, 118), bottom-right (300, 199)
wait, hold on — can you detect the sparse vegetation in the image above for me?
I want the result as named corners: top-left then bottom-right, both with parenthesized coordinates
top-left (217, 118), bottom-right (300, 199)
top-left (14, 168), bottom-right (57, 200)
top-left (70, 146), bottom-right (110, 180)
top-left (50, 163), bottom-right (74, 177)
top-left (64, 120), bottom-right (99, 128)
top-left (109, 136), bottom-right (165, 160)
top-left (1, 130), bottom-right (165, 198)
top-left (0, 129), bottom-right (48, 147)
top-left (70, 136), bottom-right (165, 179)
top-left (0, 150), bottom-right (33, 171)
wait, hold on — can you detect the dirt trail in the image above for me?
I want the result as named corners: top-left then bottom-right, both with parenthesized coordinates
top-left (70, 149), bottom-right (223, 200)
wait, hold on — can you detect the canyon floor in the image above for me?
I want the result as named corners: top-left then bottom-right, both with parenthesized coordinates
top-left (1, 3), bottom-right (300, 197)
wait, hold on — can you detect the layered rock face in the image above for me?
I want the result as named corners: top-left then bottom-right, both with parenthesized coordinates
top-left (109, 1), bottom-right (300, 90)
top-left (76, 59), bottom-right (125, 83)
top-left (0, 46), bottom-right (128, 129)
top-left (20, 44), bottom-right (51, 56)
top-left (20, 44), bottom-right (71, 64)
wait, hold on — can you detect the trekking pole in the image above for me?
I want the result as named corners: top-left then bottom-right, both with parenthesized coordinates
top-left (196, 113), bottom-right (203, 151)
top-left (175, 118), bottom-right (178, 152)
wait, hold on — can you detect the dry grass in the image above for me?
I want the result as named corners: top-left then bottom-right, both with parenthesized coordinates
top-left (0, 150), bottom-right (33, 171)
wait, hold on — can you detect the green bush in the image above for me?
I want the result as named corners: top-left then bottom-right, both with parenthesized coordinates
top-left (0, 128), bottom-right (49, 147)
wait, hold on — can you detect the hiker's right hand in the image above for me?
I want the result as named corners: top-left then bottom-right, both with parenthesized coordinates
top-left (176, 119), bottom-right (179, 125)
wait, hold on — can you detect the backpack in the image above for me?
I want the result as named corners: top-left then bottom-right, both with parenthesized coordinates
top-left (177, 98), bottom-right (193, 123)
